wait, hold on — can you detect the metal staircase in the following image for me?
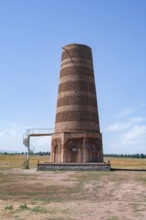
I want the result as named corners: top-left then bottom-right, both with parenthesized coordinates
top-left (23, 128), bottom-right (53, 168)
top-left (23, 128), bottom-right (54, 148)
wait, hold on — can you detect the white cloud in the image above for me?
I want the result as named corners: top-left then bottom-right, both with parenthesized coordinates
top-left (129, 117), bottom-right (144, 123)
top-left (106, 125), bottom-right (146, 154)
top-left (30, 136), bottom-right (51, 152)
top-left (0, 125), bottom-right (26, 152)
top-left (0, 122), bottom-right (52, 152)
top-left (104, 105), bottom-right (146, 153)
top-left (105, 122), bottom-right (129, 132)
top-left (118, 107), bottom-right (137, 117)
top-left (105, 117), bottom-right (145, 132)
top-left (105, 123), bottom-right (120, 131)
top-left (0, 129), bottom-right (7, 138)
top-left (9, 130), bottom-right (17, 138)
top-left (118, 104), bottom-right (145, 117)
top-left (121, 125), bottom-right (146, 143)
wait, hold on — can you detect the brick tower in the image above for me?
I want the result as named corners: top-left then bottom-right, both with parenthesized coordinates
top-left (50, 43), bottom-right (103, 163)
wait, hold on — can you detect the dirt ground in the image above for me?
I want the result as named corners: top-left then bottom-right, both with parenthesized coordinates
top-left (0, 168), bottom-right (146, 220)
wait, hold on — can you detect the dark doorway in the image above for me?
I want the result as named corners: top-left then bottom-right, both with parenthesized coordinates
top-left (54, 145), bottom-right (60, 162)
top-left (92, 152), bottom-right (97, 162)
top-left (71, 147), bottom-right (78, 162)
top-left (91, 146), bottom-right (97, 162)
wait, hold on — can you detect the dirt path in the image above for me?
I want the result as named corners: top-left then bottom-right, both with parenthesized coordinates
top-left (0, 169), bottom-right (146, 219)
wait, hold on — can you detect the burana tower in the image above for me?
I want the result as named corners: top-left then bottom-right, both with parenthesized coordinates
top-left (50, 43), bottom-right (103, 163)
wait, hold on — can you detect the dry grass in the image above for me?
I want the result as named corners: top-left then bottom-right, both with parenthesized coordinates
top-left (0, 169), bottom-right (146, 219)
top-left (0, 155), bottom-right (146, 219)
top-left (1, 155), bottom-right (146, 170)
top-left (104, 157), bottom-right (146, 169)
top-left (0, 154), bottom-right (49, 170)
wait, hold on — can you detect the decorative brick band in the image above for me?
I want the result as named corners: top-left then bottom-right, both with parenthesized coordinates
top-left (54, 122), bottom-right (100, 132)
top-left (61, 57), bottom-right (93, 69)
top-left (56, 105), bottom-right (98, 114)
top-left (59, 81), bottom-right (96, 93)
top-left (58, 90), bottom-right (96, 99)
top-left (56, 111), bottom-right (98, 123)
top-left (59, 75), bottom-right (94, 84)
top-left (50, 44), bottom-right (103, 163)
top-left (60, 63), bottom-right (93, 71)
top-left (61, 57), bottom-right (93, 65)
top-left (62, 47), bottom-right (92, 61)
top-left (57, 95), bottom-right (97, 107)
top-left (60, 66), bottom-right (94, 78)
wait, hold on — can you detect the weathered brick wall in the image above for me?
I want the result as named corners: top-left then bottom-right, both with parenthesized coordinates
top-left (57, 95), bottom-right (97, 107)
top-left (62, 44), bottom-right (92, 61)
top-left (56, 111), bottom-right (98, 123)
top-left (51, 44), bottom-right (104, 163)
top-left (55, 43), bottom-right (99, 133)
top-left (60, 66), bottom-right (94, 78)
top-left (58, 81), bottom-right (96, 93)
top-left (38, 163), bottom-right (111, 171)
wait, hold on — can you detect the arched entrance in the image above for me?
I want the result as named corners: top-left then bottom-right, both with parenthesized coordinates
top-left (71, 146), bottom-right (78, 162)
top-left (54, 145), bottom-right (60, 162)
top-left (86, 144), bottom-right (98, 162)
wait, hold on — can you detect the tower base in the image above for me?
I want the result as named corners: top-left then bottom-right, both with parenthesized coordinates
top-left (50, 131), bottom-right (103, 163)
top-left (37, 162), bottom-right (110, 171)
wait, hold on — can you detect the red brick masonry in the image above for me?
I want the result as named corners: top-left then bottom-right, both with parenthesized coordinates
top-left (51, 43), bottom-right (104, 163)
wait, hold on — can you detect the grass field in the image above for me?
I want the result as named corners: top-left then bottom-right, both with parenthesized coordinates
top-left (0, 154), bottom-right (49, 170)
top-left (0, 154), bottom-right (146, 170)
top-left (105, 157), bottom-right (146, 169)
top-left (0, 155), bottom-right (146, 219)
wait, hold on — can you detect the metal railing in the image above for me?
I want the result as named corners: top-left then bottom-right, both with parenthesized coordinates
top-left (23, 128), bottom-right (54, 147)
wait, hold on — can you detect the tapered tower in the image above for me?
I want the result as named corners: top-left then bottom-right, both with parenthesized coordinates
top-left (50, 43), bottom-right (103, 163)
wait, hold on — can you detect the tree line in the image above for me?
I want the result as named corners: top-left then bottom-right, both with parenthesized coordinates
top-left (1, 152), bottom-right (146, 158)
top-left (104, 153), bottom-right (146, 159)
top-left (0, 151), bottom-right (50, 156)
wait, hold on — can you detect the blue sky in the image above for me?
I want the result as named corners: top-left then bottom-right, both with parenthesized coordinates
top-left (0, 0), bottom-right (146, 153)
